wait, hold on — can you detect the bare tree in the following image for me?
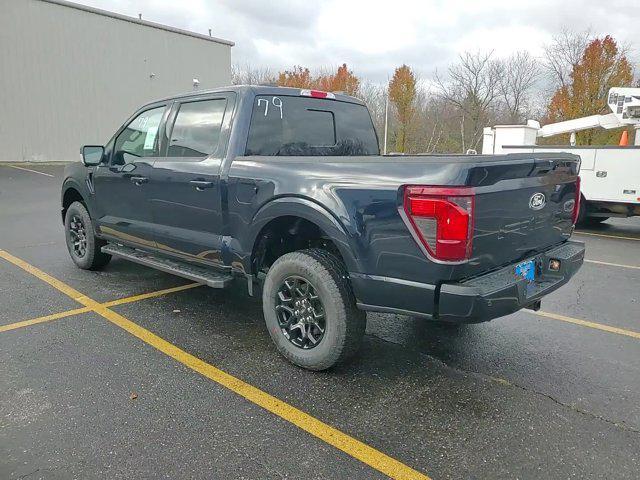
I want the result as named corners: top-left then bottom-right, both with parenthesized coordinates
top-left (231, 63), bottom-right (276, 85)
top-left (435, 51), bottom-right (501, 151)
top-left (356, 82), bottom-right (387, 146)
top-left (496, 51), bottom-right (541, 123)
top-left (543, 28), bottom-right (591, 89)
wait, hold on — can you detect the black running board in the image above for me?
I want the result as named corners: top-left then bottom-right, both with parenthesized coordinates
top-left (102, 244), bottom-right (233, 288)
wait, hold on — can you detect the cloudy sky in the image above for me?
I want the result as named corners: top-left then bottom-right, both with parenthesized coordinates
top-left (78, 0), bottom-right (638, 82)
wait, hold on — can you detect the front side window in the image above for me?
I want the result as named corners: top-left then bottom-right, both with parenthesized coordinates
top-left (245, 95), bottom-right (379, 156)
top-left (167, 99), bottom-right (227, 158)
top-left (113, 106), bottom-right (165, 165)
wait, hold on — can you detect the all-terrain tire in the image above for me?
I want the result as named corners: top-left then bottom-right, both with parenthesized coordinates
top-left (64, 201), bottom-right (111, 270)
top-left (262, 248), bottom-right (366, 370)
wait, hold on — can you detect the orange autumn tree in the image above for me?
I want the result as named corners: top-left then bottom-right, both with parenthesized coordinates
top-left (317, 64), bottom-right (360, 96)
top-left (277, 64), bottom-right (360, 96)
top-left (277, 66), bottom-right (315, 89)
top-left (545, 35), bottom-right (633, 145)
top-left (388, 64), bottom-right (417, 153)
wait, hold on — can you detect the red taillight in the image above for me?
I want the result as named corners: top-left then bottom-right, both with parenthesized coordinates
top-left (571, 176), bottom-right (581, 225)
top-left (402, 186), bottom-right (475, 262)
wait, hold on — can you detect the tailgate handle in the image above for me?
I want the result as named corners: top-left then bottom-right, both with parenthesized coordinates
top-left (532, 159), bottom-right (555, 176)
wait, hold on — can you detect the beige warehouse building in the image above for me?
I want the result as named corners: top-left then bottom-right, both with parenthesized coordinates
top-left (0, 0), bottom-right (233, 162)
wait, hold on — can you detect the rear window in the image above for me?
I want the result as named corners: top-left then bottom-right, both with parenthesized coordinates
top-left (168, 99), bottom-right (227, 158)
top-left (245, 95), bottom-right (379, 156)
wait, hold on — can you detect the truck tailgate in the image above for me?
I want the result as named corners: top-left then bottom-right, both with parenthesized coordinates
top-left (462, 155), bottom-right (580, 278)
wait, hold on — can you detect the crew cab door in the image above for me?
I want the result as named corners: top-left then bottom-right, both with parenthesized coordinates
top-left (149, 93), bottom-right (234, 265)
top-left (92, 104), bottom-right (168, 248)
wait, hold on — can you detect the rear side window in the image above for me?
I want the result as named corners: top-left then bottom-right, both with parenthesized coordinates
top-left (245, 95), bottom-right (379, 156)
top-left (167, 99), bottom-right (227, 158)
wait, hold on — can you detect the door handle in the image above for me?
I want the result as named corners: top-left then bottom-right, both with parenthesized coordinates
top-left (190, 180), bottom-right (214, 191)
top-left (130, 176), bottom-right (148, 186)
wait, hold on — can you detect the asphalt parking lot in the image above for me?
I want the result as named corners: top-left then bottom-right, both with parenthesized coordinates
top-left (1, 163), bottom-right (639, 479)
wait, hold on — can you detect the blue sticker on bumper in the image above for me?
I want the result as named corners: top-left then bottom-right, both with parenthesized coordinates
top-left (515, 260), bottom-right (535, 281)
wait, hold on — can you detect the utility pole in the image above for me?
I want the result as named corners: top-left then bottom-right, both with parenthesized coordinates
top-left (383, 92), bottom-right (389, 155)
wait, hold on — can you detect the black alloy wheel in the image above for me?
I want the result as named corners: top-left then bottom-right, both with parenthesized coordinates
top-left (275, 276), bottom-right (326, 349)
top-left (64, 201), bottom-right (111, 270)
top-left (262, 249), bottom-right (366, 370)
top-left (68, 214), bottom-right (88, 258)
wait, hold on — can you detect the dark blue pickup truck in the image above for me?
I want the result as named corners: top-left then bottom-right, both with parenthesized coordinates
top-left (61, 85), bottom-right (585, 370)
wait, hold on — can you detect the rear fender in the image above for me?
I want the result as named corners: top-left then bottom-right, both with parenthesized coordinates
top-left (248, 196), bottom-right (362, 273)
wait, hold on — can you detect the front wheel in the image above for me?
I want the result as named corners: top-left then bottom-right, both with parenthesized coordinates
top-left (262, 249), bottom-right (366, 371)
top-left (64, 201), bottom-right (111, 270)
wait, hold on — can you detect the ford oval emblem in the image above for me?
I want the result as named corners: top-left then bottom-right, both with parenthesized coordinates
top-left (529, 193), bottom-right (546, 210)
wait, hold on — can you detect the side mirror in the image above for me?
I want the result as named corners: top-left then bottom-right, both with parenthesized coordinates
top-left (81, 145), bottom-right (104, 166)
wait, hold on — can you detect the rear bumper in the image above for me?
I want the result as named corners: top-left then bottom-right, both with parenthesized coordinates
top-left (437, 240), bottom-right (584, 323)
top-left (353, 240), bottom-right (585, 323)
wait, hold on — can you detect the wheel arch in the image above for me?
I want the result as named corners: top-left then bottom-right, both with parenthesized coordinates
top-left (248, 197), bottom-right (361, 275)
top-left (61, 181), bottom-right (87, 223)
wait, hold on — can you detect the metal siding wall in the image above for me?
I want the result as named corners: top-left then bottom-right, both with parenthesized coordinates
top-left (0, 0), bottom-right (232, 161)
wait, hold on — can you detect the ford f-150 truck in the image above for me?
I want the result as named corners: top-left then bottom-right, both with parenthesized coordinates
top-left (61, 85), bottom-right (585, 370)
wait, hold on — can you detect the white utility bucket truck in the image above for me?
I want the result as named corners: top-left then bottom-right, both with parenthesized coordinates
top-left (482, 87), bottom-right (640, 225)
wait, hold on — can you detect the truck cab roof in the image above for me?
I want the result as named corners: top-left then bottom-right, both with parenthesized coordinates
top-left (149, 85), bottom-right (366, 108)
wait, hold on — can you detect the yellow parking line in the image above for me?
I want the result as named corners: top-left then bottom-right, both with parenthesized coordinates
top-left (97, 304), bottom-right (429, 480)
top-left (585, 259), bottom-right (640, 270)
top-left (0, 276), bottom-right (200, 333)
top-left (101, 282), bottom-right (202, 307)
top-left (574, 231), bottom-right (640, 241)
top-left (0, 250), bottom-right (94, 305)
top-left (533, 310), bottom-right (640, 340)
top-left (0, 307), bottom-right (91, 333)
top-left (0, 249), bottom-right (430, 480)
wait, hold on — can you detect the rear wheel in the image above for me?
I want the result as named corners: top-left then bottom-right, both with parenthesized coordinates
top-left (64, 201), bottom-right (111, 270)
top-left (262, 249), bottom-right (366, 370)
